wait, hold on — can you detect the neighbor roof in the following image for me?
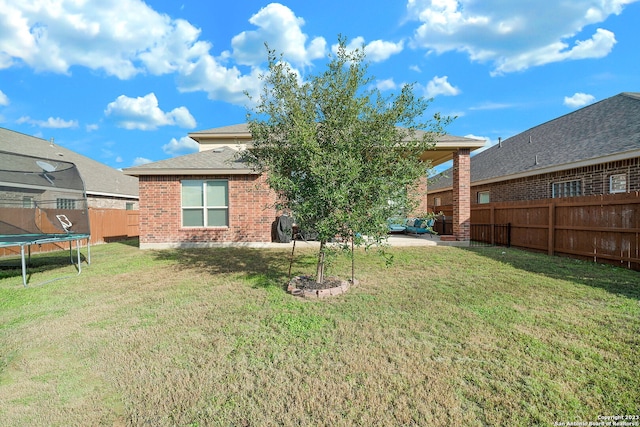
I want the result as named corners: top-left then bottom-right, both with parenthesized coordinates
top-left (429, 92), bottom-right (640, 191)
top-left (0, 127), bottom-right (139, 199)
top-left (123, 146), bottom-right (255, 176)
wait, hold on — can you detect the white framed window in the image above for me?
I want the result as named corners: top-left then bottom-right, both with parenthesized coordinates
top-left (182, 180), bottom-right (228, 227)
top-left (609, 174), bottom-right (627, 194)
top-left (125, 202), bottom-right (135, 210)
top-left (477, 191), bottom-right (490, 204)
top-left (552, 180), bottom-right (581, 198)
top-left (433, 197), bottom-right (441, 207)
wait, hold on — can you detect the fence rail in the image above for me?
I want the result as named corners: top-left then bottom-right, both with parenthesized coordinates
top-left (433, 192), bottom-right (640, 271)
top-left (470, 223), bottom-right (511, 247)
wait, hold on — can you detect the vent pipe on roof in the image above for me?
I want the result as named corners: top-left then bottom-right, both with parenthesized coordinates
top-left (498, 137), bottom-right (502, 148)
top-left (535, 154), bottom-right (539, 165)
top-left (49, 137), bottom-right (55, 146)
top-left (529, 135), bottom-right (532, 143)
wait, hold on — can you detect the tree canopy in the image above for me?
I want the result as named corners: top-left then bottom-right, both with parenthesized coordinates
top-left (243, 36), bottom-right (451, 283)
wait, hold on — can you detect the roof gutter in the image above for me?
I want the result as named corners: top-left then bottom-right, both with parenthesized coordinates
top-left (86, 190), bottom-right (139, 199)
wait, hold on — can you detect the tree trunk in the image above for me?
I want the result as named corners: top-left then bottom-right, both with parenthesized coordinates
top-left (316, 240), bottom-right (326, 284)
top-left (351, 233), bottom-right (355, 284)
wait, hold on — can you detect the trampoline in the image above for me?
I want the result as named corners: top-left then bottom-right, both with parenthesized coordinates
top-left (0, 150), bottom-right (91, 287)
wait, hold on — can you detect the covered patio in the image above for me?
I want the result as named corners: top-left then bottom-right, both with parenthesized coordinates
top-left (190, 125), bottom-right (486, 243)
top-left (418, 134), bottom-right (486, 241)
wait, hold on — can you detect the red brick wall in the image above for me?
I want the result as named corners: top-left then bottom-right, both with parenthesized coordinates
top-left (452, 149), bottom-right (471, 240)
top-left (138, 174), bottom-right (277, 247)
top-left (429, 157), bottom-right (640, 206)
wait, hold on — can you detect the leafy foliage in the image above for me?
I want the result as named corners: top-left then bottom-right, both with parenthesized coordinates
top-left (243, 36), bottom-right (451, 282)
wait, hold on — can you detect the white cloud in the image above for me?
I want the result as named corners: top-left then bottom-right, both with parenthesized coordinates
top-left (408, 0), bottom-right (635, 74)
top-left (86, 123), bottom-right (99, 132)
top-left (17, 115), bottom-right (78, 128)
top-left (0, 2), bottom-right (328, 106)
top-left (230, 3), bottom-right (326, 66)
top-left (465, 134), bottom-right (495, 155)
top-left (162, 136), bottom-right (199, 155)
top-left (177, 55), bottom-right (264, 105)
top-left (492, 28), bottom-right (616, 75)
top-left (0, 0), bottom-right (211, 79)
top-left (423, 76), bottom-right (461, 98)
top-left (133, 157), bottom-right (153, 166)
top-left (105, 93), bottom-right (196, 130)
top-left (363, 39), bottom-right (404, 63)
top-left (0, 89), bottom-right (9, 106)
top-left (333, 36), bottom-right (404, 63)
top-left (469, 101), bottom-right (514, 111)
top-left (564, 92), bottom-right (596, 108)
top-left (376, 78), bottom-right (398, 91)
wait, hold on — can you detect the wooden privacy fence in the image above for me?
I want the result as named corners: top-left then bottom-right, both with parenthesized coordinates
top-left (88, 208), bottom-right (139, 244)
top-left (0, 208), bottom-right (139, 257)
top-left (433, 192), bottom-right (640, 271)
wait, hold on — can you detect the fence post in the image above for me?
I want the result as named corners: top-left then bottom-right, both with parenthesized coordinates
top-left (490, 205), bottom-right (495, 246)
top-left (507, 223), bottom-right (511, 247)
top-left (548, 202), bottom-right (555, 256)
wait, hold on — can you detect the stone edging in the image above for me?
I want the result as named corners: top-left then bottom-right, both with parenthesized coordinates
top-left (287, 277), bottom-right (357, 298)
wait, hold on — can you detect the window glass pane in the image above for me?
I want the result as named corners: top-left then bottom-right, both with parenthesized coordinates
top-left (206, 181), bottom-right (228, 206)
top-left (610, 174), bottom-right (626, 193)
top-left (183, 209), bottom-right (204, 227)
top-left (207, 209), bottom-right (228, 226)
top-left (182, 181), bottom-right (203, 207)
top-left (478, 192), bottom-right (490, 204)
top-left (57, 198), bottom-right (75, 209)
top-left (553, 180), bottom-right (581, 198)
top-left (23, 196), bottom-right (34, 208)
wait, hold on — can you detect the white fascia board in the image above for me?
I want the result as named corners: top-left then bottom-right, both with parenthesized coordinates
top-left (86, 191), bottom-right (139, 199)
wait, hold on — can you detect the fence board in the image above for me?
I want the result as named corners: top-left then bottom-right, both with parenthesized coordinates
top-left (434, 192), bottom-right (640, 270)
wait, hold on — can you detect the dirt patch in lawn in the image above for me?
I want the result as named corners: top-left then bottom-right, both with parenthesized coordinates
top-left (287, 275), bottom-right (354, 298)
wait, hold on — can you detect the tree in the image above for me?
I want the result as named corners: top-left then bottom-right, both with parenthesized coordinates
top-left (244, 36), bottom-right (451, 284)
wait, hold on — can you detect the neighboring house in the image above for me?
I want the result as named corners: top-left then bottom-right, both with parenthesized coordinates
top-left (124, 124), bottom-right (484, 248)
top-left (0, 127), bottom-right (139, 209)
top-left (427, 92), bottom-right (640, 207)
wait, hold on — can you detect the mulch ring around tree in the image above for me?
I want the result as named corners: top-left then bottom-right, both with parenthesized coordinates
top-left (287, 275), bottom-right (358, 298)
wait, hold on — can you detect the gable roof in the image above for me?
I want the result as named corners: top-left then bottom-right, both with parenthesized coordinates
top-left (123, 146), bottom-right (255, 176)
top-left (429, 92), bottom-right (640, 191)
top-left (190, 123), bottom-right (252, 138)
top-left (0, 127), bottom-right (138, 199)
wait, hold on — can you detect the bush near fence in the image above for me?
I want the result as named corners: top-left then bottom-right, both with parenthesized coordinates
top-left (433, 192), bottom-right (640, 271)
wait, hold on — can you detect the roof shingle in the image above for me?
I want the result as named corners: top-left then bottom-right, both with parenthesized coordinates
top-left (429, 92), bottom-right (640, 190)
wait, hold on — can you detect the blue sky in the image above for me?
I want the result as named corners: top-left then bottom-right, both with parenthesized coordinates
top-left (1, 0), bottom-right (639, 173)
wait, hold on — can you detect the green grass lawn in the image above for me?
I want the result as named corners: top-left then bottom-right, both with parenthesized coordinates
top-left (0, 239), bottom-right (638, 426)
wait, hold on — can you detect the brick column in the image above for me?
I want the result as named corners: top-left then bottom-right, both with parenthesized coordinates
top-left (452, 148), bottom-right (471, 241)
top-left (416, 174), bottom-right (429, 214)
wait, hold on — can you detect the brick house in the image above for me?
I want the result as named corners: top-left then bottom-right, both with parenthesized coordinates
top-left (125, 124), bottom-right (484, 249)
top-left (427, 92), bottom-right (640, 207)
